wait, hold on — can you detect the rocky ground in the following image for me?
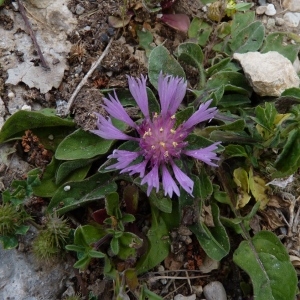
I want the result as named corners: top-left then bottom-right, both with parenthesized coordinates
top-left (0, 0), bottom-right (300, 299)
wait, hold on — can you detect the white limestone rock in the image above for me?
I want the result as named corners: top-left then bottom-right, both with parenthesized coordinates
top-left (282, 0), bottom-right (300, 12)
top-left (265, 4), bottom-right (276, 16)
top-left (233, 51), bottom-right (300, 97)
top-left (283, 12), bottom-right (300, 27)
top-left (203, 281), bottom-right (227, 300)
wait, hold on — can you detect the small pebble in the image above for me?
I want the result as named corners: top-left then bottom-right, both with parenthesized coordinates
top-left (107, 27), bottom-right (115, 36)
top-left (203, 281), bottom-right (227, 300)
top-left (275, 17), bottom-right (285, 26)
top-left (258, 0), bottom-right (267, 5)
top-left (83, 26), bottom-right (91, 32)
top-left (256, 6), bottom-right (267, 15)
top-left (192, 285), bottom-right (203, 297)
top-left (267, 18), bottom-right (276, 28)
top-left (21, 104), bottom-right (31, 111)
top-left (100, 33), bottom-right (109, 43)
top-left (265, 4), bottom-right (276, 16)
top-left (8, 92), bottom-right (15, 99)
top-left (48, 134), bottom-right (54, 140)
top-left (75, 4), bottom-right (85, 15)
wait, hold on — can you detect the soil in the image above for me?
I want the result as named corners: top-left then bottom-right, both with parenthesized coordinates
top-left (0, 0), bottom-right (299, 299)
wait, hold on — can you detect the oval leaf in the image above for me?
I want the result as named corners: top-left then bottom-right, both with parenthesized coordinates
top-left (148, 45), bottom-right (185, 89)
top-left (233, 231), bottom-right (297, 300)
top-left (55, 129), bottom-right (114, 160)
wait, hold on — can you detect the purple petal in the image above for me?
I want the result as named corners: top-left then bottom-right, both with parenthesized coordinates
top-left (127, 75), bottom-right (149, 118)
top-left (103, 91), bottom-right (137, 128)
top-left (141, 164), bottom-right (160, 196)
top-left (158, 14), bottom-right (190, 32)
top-left (171, 162), bottom-right (194, 195)
top-left (121, 160), bottom-right (148, 178)
top-left (184, 142), bottom-right (221, 167)
top-left (106, 150), bottom-right (140, 170)
top-left (91, 113), bottom-right (136, 141)
top-left (182, 99), bottom-right (217, 131)
top-left (162, 164), bottom-right (180, 198)
top-left (158, 73), bottom-right (187, 117)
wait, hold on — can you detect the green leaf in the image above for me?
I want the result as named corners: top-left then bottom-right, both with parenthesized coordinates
top-left (218, 94), bottom-right (251, 108)
top-left (206, 58), bottom-right (231, 77)
top-left (205, 119), bottom-right (246, 134)
top-left (188, 17), bottom-right (212, 47)
top-left (55, 129), bottom-right (115, 160)
top-left (65, 245), bottom-right (85, 252)
top-left (177, 42), bottom-right (204, 67)
top-left (148, 45), bottom-right (185, 89)
top-left (122, 214), bottom-right (135, 223)
top-left (190, 201), bottom-right (230, 261)
top-left (14, 225), bottom-right (30, 235)
top-left (213, 184), bottom-right (232, 207)
top-left (177, 42), bottom-right (206, 87)
top-left (281, 87), bottom-right (300, 99)
top-left (233, 231), bottom-right (297, 300)
top-left (74, 225), bottom-right (106, 246)
top-left (190, 178), bottom-right (230, 261)
top-left (186, 134), bottom-right (218, 150)
top-left (254, 102), bottom-right (277, 131)
top-left (110, 236), bottom-right (120, 255)
top-left (29, 158), bottom-right (90, 198)
top-left (206, 71), bottom-right (252, 96)
top-left (105, 192), bottom-right (120, 217)
top-left (235, 3), bottom-right (252, 11)
top-left (73, 255), bottom-right (91, 269)
top-left (47, 173), bottom-right (117, 215)
top-left (0, 235), bottom-right (18, 249)
top-left (274, 128), bottom-right (300, 177)
top-left (224, 144), bottom-right (248, 158)
top-left (230, 21), bottom-right (265, 54)
top-left (136, 207), bottom-right (170, 274)
top-left (88, 250), bottom-right (105, 258)
top-left (137, 29), bottom-right (154, 57)
top-left (0, 109), bottom-right (74, 144)
top-left (231, 12), bottom-right (256, 38)
top-left (261, 32), bottom-right (300, 63)
top-left (56, 158), bottom-right (93, 184)
top-left (198, 169), bottom-right (213, 200)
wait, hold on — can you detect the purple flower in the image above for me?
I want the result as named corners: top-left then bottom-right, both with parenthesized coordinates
top-left (92, 73), bottom-right (220, 197)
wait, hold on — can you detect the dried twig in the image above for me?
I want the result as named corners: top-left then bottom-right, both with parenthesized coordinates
top-left (16, 0), bottom-right (50, 70)
top-left (64, 37), bottom-right (114, 116)
top-left (148, 275), bottom-right (208, 283)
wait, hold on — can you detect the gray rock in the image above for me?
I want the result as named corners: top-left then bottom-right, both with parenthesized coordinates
top-left (258, 0), bottom-right (267, 5)
top-left (233, 51), bottom-right (300, 97)
top-left (203, 281), bottom-right (227, 300)
top-left (275, 17), bottom-right (285, 26)
top-left (283, 12), bottom-right (300, 27)
top-left (0, 227), bottom-right (74, 300)
top-left (256, 6), bottom-right (267, 15)
top-left (75, 4), bottom-right (85, 15)
top-left (282, 0), bottom-right (300, 12)
top-left (267, 18), bottom-right (276, 28)
top-left (265, 4), bottom-right (276, 16)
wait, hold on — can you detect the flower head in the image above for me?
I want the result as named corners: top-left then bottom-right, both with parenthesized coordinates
top-left (92, 73), bottom-right (220, 197)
